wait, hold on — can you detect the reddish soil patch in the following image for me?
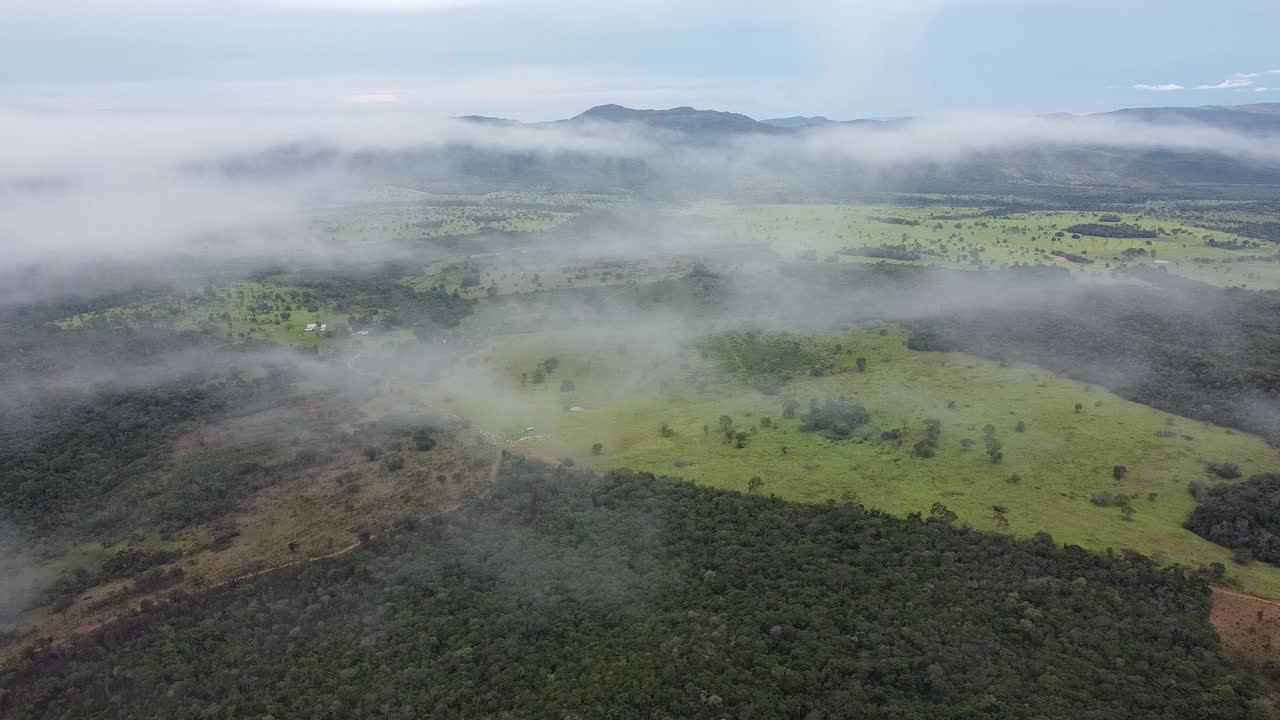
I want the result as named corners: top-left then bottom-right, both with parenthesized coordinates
top-left (1211, 586), bottom-right (1280, 701)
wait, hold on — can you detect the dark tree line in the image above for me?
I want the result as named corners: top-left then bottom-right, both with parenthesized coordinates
top-left (1, 456), bottom-right (1261, 719)
top-left (1186, 474), bottom-right (1280, 565)
top-left (1064, 223), bottom-right (1157, 238)
top-left (907, 281), bottom-right (1280, 445)
top-left (838, 245), bottom-right (922, 262)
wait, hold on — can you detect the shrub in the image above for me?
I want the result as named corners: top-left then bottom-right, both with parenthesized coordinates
top-left (1207, 462), bottom-right (1242, 479)
top-left (800, 399), bottom-right (870, 439)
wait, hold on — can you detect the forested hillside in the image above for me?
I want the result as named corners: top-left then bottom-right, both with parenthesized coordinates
top-left (1, 456), bottom-right (1261, 719)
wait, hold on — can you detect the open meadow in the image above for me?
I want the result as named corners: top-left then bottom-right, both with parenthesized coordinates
top-left (433, 324), bottom-right (1280, 597)
top-left (676, 202), bottom-right (1280, 289)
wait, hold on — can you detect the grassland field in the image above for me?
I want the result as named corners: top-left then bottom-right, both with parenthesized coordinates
top-left (431, 325), bottom-right (1280, 598)
top-left (56, 282), bottom-right (348, 349)
top-left (676, 202), bottom-right (1280, 289)
top-left (318, 188), bottom-right (615, 245)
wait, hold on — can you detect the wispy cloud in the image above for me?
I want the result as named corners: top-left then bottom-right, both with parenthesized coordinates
top-left (269, 0), bottom-right (496, 9)
top-left (1198, 77), bottom-right (1259, 89)
top-left (343, 93), bottom-right (400, 104)
top-left (1134, 83), bottom-right (1183, 92)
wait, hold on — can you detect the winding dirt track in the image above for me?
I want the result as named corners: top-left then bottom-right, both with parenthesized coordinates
top-left (1212, 585), bottom-right (1280, 610)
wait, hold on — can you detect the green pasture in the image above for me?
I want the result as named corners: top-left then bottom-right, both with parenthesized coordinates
top-left (435, 325), bottom-right (1280, 598)
top-left (54, 281), bottom-right (349, 350)
top-left (674, 202), bottom-right (1280, 289)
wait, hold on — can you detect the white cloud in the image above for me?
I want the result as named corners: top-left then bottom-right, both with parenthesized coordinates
top-left (1258, 87), bottom-right (1273, 93)
top-left (1134, 83), bottom-right (1183, 92)
top-left (269, 0), bottom-right (495, 9)
top-left (343, 93), bottom-right (400, 104)
top-left (1235, 72), bottom-right (1261, 79)
top-left (1199, 77), bottom-right (1254, 90)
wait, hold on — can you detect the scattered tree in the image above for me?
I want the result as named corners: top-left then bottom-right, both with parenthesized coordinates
top-left (929, 502), bottom-right (958, 523)
top-left (1207, 462), bottom-right (1242, 479)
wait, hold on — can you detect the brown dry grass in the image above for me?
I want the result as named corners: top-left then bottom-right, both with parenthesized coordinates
top-left (2, 429), bottom-right (499, 661)
top-left (1212, 586), bottom-right (1280, 709)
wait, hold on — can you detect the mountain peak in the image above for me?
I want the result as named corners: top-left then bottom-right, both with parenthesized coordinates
top-left (567, 104), bottom-right (779, 135)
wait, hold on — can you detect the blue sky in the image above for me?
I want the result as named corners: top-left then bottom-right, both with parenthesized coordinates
top-left (1, 0), bottom-right (1277, 120)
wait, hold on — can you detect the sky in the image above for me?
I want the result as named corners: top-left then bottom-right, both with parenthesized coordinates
top-left (0, 0), bottom-right (1277, 121)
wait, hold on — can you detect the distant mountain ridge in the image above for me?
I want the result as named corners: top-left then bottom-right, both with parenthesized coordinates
top-left (458, 102), bottom-right (1280, 137)
top-left (1091, 103), bottom-right (1280, 135)
top-left (217, 101), bottom-right (1280, 193)
top-left (561, 104), bottom-right (781, 135)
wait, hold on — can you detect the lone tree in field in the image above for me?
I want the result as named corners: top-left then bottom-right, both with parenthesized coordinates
top-left (855, 357), bottom-right (867, 373)
top-left (1113, 465), bottom-right (1128, 480)
top-left (747, 476), bottom-right (764, 494)
top-left (660, 423), bottom-right (675, 438)
top-left (913, 419), bottom-right (943, 458)
top-left (782, 399), bottom-right (800, 418)
top-left (591, 442), bottom-right (603, 455)
top-left (991, 507), bottom-right (1010, 530)
top-left (801, 399), bottom-right (871, 439)
top-left (1207, 462), bottom-right (1242, 479)
top-left (1074, 403), bottom-right (1083, 413)
top-left (929, 502), bottom-right (958, 523)
top-left (1015, 421), bottom-right (1026, 433)
top-left (985, 437), bottom-right (1004, 464)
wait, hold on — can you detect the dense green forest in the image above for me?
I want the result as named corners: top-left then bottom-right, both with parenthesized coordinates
top-left (906, 282), bottom-right (1280, 445)
top-left (1, 456), bottom-right (1262, 719)
top-left (1064, 223), bottom-right (1158, 239)
top-left (0, 371), bottom-right (298, 535)
top-left (1187, 474), bottom-right (1280, 565)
